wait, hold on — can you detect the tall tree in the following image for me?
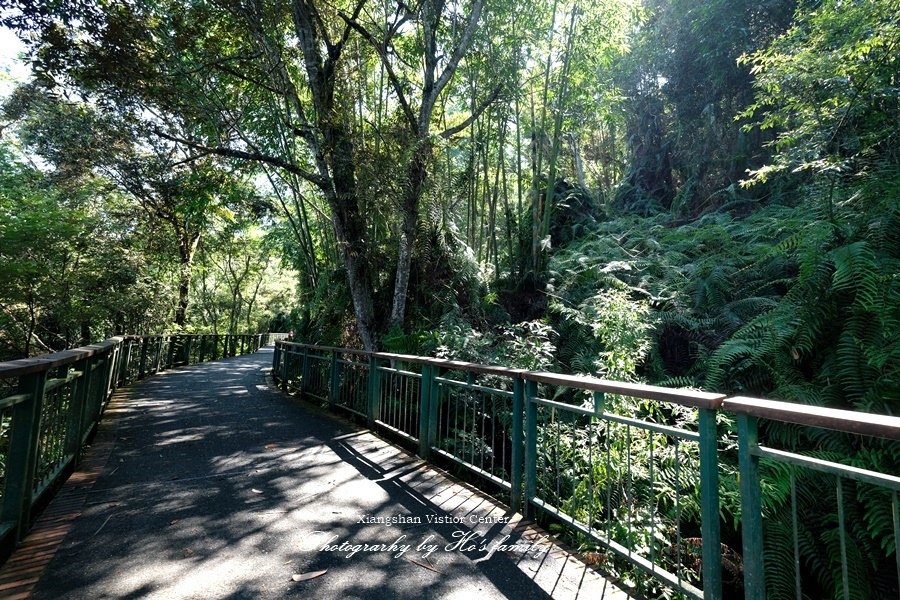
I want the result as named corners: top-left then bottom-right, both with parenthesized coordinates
top-left (3, 83), bottom-right (252, 326)
top-left (340, 0), bottom-right (498, 331)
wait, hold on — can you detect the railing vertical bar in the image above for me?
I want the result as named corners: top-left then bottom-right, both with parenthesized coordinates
top-left (737, 414), bottom-right (764, 600)
top-left (272, 342), bottom-right (279, 375)
top-left (329, 350), bottom-right (340, 410)
top-left (427, 366), bottom-right (440, 456)
top-left (138, 337), bottom-right (148, 380)
top-left (409, 371), bottom-right (415, 437)
top-left (490, 394), bottom-right (496, 476)
top-left (837, 477), bottom-right (849, 600)
top-left (676, 438), bottom-right (682, 594)
top-left (281, 346), bottom-right (289, 391)
top-left (388, 371), bottom-right (395, 426)
top-left (627, 423), bottom-right (633, 557)
top-left (395, 371), bottom-right (400, 427)
top-left (1, 370), bottom-right (47, 539)
top-left (154, 336), bottom-right (162, 373)
top-left (570, 413), bottom-right (577, 514)
top-left (893, 490), bottom-right (900, 597)
top-left (367, 355), bottom-right (380, 428)
top-left (418, 365), bottom-right (432, 459)
top-left (452, 386), bottom-right (459, 460)
top-left (698, 407), bottom-right (722, 599)
top-left (401, 370), bottom-right (408, 433)
top-left (605, 420), bottom-right (612, 543)
top-left (524, 379), bottom-right (537, 518)
top-left (588, 414), bottom-right (594, 540)
top-left (300, 347), bottom-right (310, 398)
top-left (649, 430), bottom-right (656, 570)
top-left (510, 376), bottom-right (523, 513)
top-left (555, 407), bottom-right (561, 503)
top-left (120, 341), bottom-right (132, 386)
top-left (466, 385), bottom-right (473, 465)
top-left (444, 384), bottom-right (452, 453)
top-left (168, 336), bottom-right (178, 367)
top-left (65, 358), bottom-right (89, 467)
top-left (790, 467), bottom-right (801, 600)
top-left (102, 346), bottom-right (115, 406)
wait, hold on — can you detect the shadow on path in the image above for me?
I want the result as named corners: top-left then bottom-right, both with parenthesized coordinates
top-left (27, 349), bottom-right (627, 600)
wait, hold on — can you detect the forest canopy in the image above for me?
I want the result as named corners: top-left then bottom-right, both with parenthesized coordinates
top-left (0, 0), bottom-right (896, 408)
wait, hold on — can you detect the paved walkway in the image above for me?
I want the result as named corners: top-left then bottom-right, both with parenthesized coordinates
top-left (3, 349), bottom-right (630, 599)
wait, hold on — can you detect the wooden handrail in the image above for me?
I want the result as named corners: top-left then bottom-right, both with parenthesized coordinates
top-left (723, 396), bottom-right (900, 441)
top-left (0, 333), bottom-right (273, 378)
top-left (279, 341), bottom-right (900, 423)
top-left (277, 342), bottom-right (725, 410)
top-left (523, 371), bottom-right (725, 410)
top-left (0, 338), bottom-right (124, 377)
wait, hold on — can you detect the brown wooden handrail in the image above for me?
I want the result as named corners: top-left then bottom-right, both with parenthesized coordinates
top-left (277, 341), bottom-right (726, 410)
top-left (723, 396), bottom-right (900, 441)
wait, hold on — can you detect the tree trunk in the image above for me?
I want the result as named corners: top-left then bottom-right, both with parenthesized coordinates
top-left (389, 148), bottom-right (427, 332)
top-left (324, 123), bottom-right (379, 351)
top-left (568, 132), bottom-right (587, 190)
top-left (175, 231), bottom-right (201, 327)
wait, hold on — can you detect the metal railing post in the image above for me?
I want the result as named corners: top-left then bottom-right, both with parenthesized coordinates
top-left (272, 342), bottom-right (280, 373)
top-left (1, 370), bottom-right (47, 540)
top-left (300, 347), bottom-right (310, 398)
top-left (698, 408), bottom-right (723, 600)
top-left (153, 336), bottom-right (163, 373)
top-left (66, 358), bottom-right (91, 466)
top-left (510, 376), bottom-right (524, 513)
top-left (138, 337), bottom-right (149, 379)
top-left (418, 365), bottom-right (434, 459)
top-left (120, 340), bottom-right (132, 386)
top-left (280, 346), bottom-right (289, 391)
top-left (184, 335), bottom-right (193, 365)
top-left (737, 414), bottom-right (765, 600)
top-left (329, 350), bottom-right (340, 409)
top-left (524, 379), bottom-right (537, 518)
top-left (166, 335), bottom-right (177, 369)
top-left (367, 355), bottom-right (381, 428)
top-left (98, 351), bottom-right (112, 411)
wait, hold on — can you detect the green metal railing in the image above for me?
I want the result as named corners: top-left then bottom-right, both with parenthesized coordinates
top-left (726, 397), bottom-right (900, 600)
top-left (273, 340), bottom-right (900, 600)
top-left (0, 332), bottom-right (280, 561)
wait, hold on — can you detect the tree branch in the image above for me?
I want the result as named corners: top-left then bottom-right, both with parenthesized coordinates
top-left (439, 83), bottom-right (502, 139)
top-left (430, 0), bottom-right (485, 105)
top-left (335, 0), bottom-right (367, 55)
top-left (338, 11), bottom-right (417, 129)
top-left (153, 128), bottom-right (328, 189)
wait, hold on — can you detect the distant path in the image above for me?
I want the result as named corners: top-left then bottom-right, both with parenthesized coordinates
top-left (6, 348), bottom-right (630, 599)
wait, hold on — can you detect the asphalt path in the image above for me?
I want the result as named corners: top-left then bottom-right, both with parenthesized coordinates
top-left (30, 348), bottom-right (625, 599)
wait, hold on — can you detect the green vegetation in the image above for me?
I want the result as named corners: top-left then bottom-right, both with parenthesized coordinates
top-left (0, 0), bottom-right (897, 597)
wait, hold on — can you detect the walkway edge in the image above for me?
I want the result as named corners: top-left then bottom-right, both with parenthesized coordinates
top-left (0, 393), bottom-right (124, 599)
